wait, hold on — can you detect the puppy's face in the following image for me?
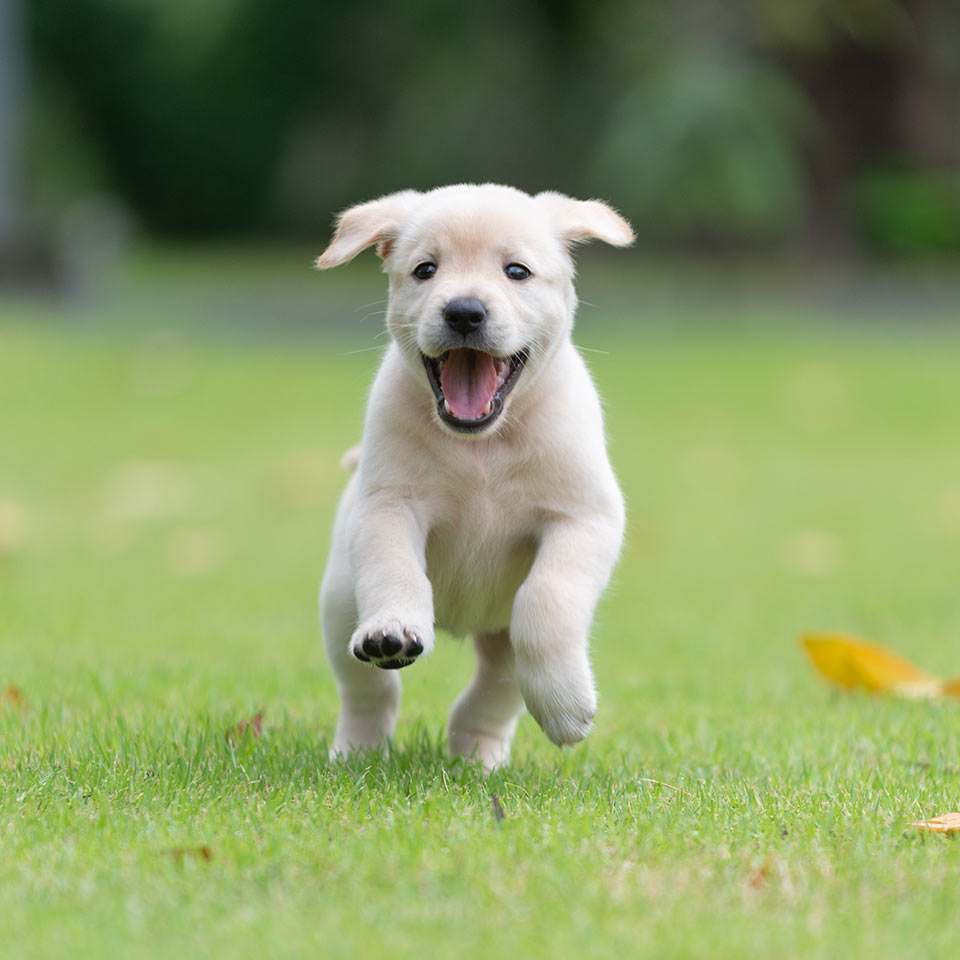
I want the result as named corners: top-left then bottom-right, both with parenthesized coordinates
top-left (317, 184), bottom-right (633, 435)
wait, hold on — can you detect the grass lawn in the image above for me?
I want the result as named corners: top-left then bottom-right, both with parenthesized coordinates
top-left (2, 250), bottom-right (960, 958)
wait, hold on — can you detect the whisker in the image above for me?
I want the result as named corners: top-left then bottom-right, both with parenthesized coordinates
top-left (355, 299), bottom-right (388, 313)
top-left (577, 345), bottom-right (610, 355)
top-left (339, 344), bottom-right (389, 356)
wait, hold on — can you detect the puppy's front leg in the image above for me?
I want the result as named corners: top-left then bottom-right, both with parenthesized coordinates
top-left (511, 513), bottom-right (623, 746)
top-left (349, 495), bottom-right (435, 670)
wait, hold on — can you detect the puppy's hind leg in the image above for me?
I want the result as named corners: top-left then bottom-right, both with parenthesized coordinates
top-left (447, 630), bottom-right (525, 771)
top-left (321, 559), bottom-right (400, 760)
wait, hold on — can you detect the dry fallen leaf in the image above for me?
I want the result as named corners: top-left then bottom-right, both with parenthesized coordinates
top-left (748, 863), bottom-right (769, 890)
top-left (225, 712), bottom-right (263, 744)
top-left (802, 633), bottom-right (943, 699)
top-left (941, 677), bottom-right (960, 699)
top-left (911, 813), bottom-right (960, 833)
top-left (163, 845), bottom-right (214, 862)
top-left (0, 685), bottom-right (26, 710)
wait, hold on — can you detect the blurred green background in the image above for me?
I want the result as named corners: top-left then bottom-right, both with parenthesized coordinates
top-left (1, 0), bottom-right (959, 714)
top-left (3, 4), bottom-right (960, 958)
top-left (1, 0), bottom-right (959, 717)
top-left (1, 0), bottom-right (960, 258)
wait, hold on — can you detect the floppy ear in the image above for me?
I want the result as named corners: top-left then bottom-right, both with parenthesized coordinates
top-left (315, 190), bottom-right (420, 269)
top-left (535, 192), bottom-right (635, 248)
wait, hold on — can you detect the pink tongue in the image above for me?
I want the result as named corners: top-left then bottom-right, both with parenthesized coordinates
top-left (440, 349), bottom-right (498, 420)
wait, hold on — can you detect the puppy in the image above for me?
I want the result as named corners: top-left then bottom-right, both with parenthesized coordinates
top-left (316, 183), bottom-right (632, 769)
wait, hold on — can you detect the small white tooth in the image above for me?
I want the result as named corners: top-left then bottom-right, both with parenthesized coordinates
top-left (482, 400), bottom-right (493, 416)
top-left (444, 400), bottom-right (452, 414)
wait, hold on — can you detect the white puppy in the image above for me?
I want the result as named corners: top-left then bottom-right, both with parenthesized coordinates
top-left (316, 183), bottom-right (632, 770)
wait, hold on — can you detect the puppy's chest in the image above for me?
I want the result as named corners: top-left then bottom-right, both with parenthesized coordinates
top-left (424, 462), bottom-right (539, 636)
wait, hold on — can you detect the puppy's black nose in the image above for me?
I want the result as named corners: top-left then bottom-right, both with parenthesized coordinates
top-left (443, 297), bottom-right (487, 335)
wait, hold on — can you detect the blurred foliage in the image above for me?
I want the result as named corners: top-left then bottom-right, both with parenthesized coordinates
top-left (753, 0), bottom-right (912, 50)
top-left (853, 167), bottom-right (960, 255)
top-left (28, 0), bottom-right (331, 233)
top-left (21, 0), bottom-right (960, 252)
top-left (594, 49), bottom-right (811, 243)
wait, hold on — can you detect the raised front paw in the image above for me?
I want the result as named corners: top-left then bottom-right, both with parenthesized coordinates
top-left (349, 618), bottom-right (433, 670)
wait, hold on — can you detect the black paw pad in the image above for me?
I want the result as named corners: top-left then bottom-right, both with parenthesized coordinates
top-left (379, 634), bottom-right (403, 657)
top-left (375, 657), bottom-right (414, 670)
top-left (352, 628), bottom-right (426, 667)
top-left (406, 636), bottom-right (424, 657)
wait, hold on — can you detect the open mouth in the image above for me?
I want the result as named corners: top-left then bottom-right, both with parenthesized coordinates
top-left (421, 348), bottom-right (528, 433)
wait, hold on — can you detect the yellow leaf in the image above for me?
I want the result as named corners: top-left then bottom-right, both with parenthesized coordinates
top-left (911, 812), bottom-right (960, 833)
top-left (941, 677), bottom-right (960, 699)
top-left (801, 633), bottom-right (941, 698)
top-left (0, 684), bottom-right (26, 710)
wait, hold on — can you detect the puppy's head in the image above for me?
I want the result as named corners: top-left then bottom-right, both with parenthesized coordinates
top-left (317, 184), bottom-right (633, 435)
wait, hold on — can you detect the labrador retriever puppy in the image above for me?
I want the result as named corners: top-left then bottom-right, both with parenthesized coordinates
top-left (316, 183), bottom-right (632, 769)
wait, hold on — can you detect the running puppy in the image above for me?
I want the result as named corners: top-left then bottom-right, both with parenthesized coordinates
top-left (316, 183), bottom-right (632, 769)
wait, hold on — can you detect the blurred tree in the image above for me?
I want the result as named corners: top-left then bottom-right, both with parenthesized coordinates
top-left (0, 0), bottom-right (61, 290)
top-left (28, 0), bottom-right (334, 234)
top-left (21, 0), bottom-right (960, 252)
top-left (590, 1), bottom-right (812, 246)
top-left (593, 48), bottom-right (811, 245)
top-left (268, 0), bottom-right (620, 232)
top-left (0, 0), bottom-right (24, 241)
top-left (756, 0), bottom-right (960, 251)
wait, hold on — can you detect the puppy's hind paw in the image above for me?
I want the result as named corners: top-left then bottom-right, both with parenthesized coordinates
top-left (349, 619), bottom-right (433, 670)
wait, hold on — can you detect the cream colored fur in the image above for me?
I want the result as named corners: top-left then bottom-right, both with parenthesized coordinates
top-left (316, 183), bottom-right (632, 770)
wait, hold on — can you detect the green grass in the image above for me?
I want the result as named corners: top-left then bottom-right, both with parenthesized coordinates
top-left (3, 255), bottom-right (960, 958)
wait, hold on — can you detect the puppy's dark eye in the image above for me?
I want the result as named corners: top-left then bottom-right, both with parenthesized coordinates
top-left (504, 263), bottom-right (531, 281)
top-left (413, 261), bottom-right (438, 280)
